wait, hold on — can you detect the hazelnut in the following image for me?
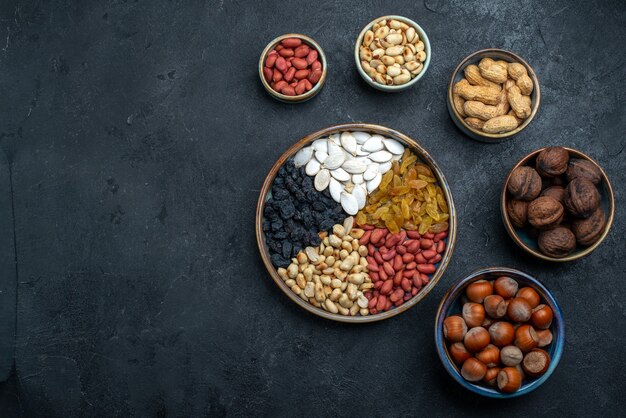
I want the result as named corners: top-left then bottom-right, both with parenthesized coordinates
top-left (566, 158), bottom-right (602, 185)
top-left (572, 207), bottom-right (606, 246)
top-left (527, 196), bottom-right (564, 229)
top-left (507, 199), bottom-right (528, 228)
top-left (507, 166), bottom-right (542, 201)
top-left (535, 146), bottom-right (569, 177)
top-left (538, 226), bottom-right (576, 258)
top-left (564, 178), bottom-right (600, 218)
top-left (541, 186), bottom-right (565, 204)
top-left (522, 349), bottom-right (551, 377)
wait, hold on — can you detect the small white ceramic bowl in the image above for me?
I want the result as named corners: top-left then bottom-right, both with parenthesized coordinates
top-left (354, 15), bottom-right (431, 92)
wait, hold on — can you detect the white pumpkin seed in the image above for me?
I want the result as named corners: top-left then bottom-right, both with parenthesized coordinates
top-left (362, 135), bottom-right (384, 152)
top-left (312, 138), bottom-right (328, 153)
top-left (352, 174), bottom-right (364, 184)
top-left (305, 158), bottom-right (321, 176)
top-left (355, 156), bottom-right (372, 166)
top-left (314, 169), bottom-right (330, 191)
top-left (315, 150), bottom-right (328, 163)
top-left (330, 167), bottom-right (351, 182)
top-left (329, 178), bottom-right (343, 202)
top-left (355, 145), bottom-right (370, 156)
top-left (353, 185), bottom-right (367, 209)
top-left (367, 172), bottom-right (382, 192)
top-left (328, 134), bottom-right (341, 145)
top-left (391, 153), bottom-right (402, 161)
top-left (293, 146), bottom-right (313, 167)
top-left (343, 216), bottom-right (354, 235)
top-left (342, 160), bottom-right (367, 174)
top-left (369, 150), bottom-right (393, 163)
top-left (352, 131), bottom-right (371, 144)
top-left (340, 191), bottom-right (359, 215)
top-left (363, 165), bottom-right (378, 181)
top-left (382, 138), bottom-right (404, 154)
top-left (340, 132), bottom-right (357, 156)
top-left (327, 140), bottom-right (343, 157)
top-left (323, 153), bottom-right (345, 170)
top-left (378, 161), bottom-right (392, 173)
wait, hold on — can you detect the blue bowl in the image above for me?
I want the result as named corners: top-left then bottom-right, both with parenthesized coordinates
top-left (434, 267), bottom-right (564, 398)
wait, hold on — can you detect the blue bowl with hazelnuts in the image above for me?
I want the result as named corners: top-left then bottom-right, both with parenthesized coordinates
top-left (434, 267), bottom-right (564, 398)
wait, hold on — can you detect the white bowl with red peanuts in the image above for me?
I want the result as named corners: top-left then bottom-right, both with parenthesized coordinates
top-left (259, 34), bottom-right (327, 103)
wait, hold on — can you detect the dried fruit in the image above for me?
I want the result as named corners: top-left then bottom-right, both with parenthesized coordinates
top-left (572, 207), bottom-right (606, 246)
top-left (264, 162), bottom-right (345, 267)
top-left (527, 197), bottom-right (564, 229)
top-left (564, 178), bottom-right (600, 218)
top-left (356, 150), bottom-right (449, 233)
top-left (507, 166), bottom-right (542, 201)
top-left (536, 147), bottom-right (569, 177)
top-left (538, 227), bottom-right (576, 258)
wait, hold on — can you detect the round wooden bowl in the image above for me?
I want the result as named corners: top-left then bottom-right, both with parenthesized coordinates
top-left (501, 147), bottom-right (615, 262)
top-left (447, 49), bottom-right (540, 142)
top-left (256, 123), bottom-right (457, 322)
top-left (259, 33), bottom-right (327, 103)
top-left (435, 267), bottom-right (565, 398)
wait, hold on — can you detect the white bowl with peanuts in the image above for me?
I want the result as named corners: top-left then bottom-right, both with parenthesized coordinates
top-left (447, 49), bottom-right (541, 142)
top-left (355, 16), bottom-right (431, 92)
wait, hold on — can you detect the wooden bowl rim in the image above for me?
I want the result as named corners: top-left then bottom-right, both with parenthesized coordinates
top-left (447, 48), bottom-right (541, 140)
top-left (258, 33), bottom-right (328, 103)
top-left (255, 123), bottom-right (457, 323)
top-left (500, 147), bottom-right (615, 262)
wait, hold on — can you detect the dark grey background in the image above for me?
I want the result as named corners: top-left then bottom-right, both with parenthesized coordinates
top-left (1, 0), bottom-right (625, 416)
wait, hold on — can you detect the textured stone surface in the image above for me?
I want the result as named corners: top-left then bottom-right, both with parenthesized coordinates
top-left (0, 0), bottom-right (625, 416)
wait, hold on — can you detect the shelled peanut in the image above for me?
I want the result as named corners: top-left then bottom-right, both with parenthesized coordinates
top-left (361, 226), bottom-right (447, 313)
top-left (277, 217), bottom-right (373, 316)
top-left (263, 37), bottom-right (323, 96)
top-left (359, 18), bottom-right (427, 86)
top-left (452, 58), bottom-right (534, 134)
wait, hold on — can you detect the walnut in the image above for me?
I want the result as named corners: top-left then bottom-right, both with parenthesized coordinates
top-left (564, 178), bottom-right (600, 218)
top-left (541, 186), bottom-right (565, 204)
top-left (572, 207), bottom-right (606, 246)
top-left (507, 199), bottom-right (528, 228)
top-left (536, 147), bottom-right (569, 177)
top-left (507, 166), bottom-right (542, 201)
top-left (538, 227), bottom-right (576, 258)
top-left (566, 158), bottom-right (602, 185)
top-left (527, 196), bottom-right (564, 228)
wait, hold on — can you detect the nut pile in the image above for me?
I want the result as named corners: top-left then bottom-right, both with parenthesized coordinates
top-left (443, 276), bottom-right (554, 393)
top-left (292, 131), bottom-right (405, 215)
top-left (278, 218), bottom-right (373, 316)
top-left (359, 18), bottom-right (426, 86)
top-left (356, 150), bottom-right (449, 234)
top-left (263, 162), bottom-right (345, 267)
top-left (263, 37), bottom-right (323, 96)
top-left (452, 58), bottom-right (534, 134)
top-left (362, 227), bottom-right (447, 313)
top-left (506, 147), bottom-right (607, 258)
top-left (264, 132), bottom-right (452, 317)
